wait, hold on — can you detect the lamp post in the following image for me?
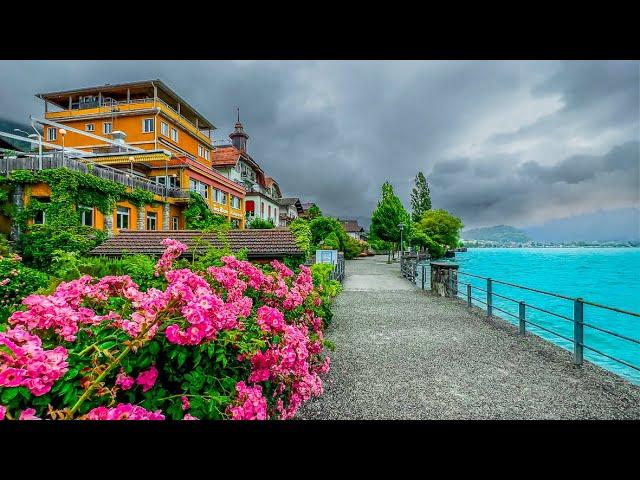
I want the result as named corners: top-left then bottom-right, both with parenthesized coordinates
top-left (398, 222), bottom-right (405, 260)
top-left (59, 128), bottom-right (67, 162)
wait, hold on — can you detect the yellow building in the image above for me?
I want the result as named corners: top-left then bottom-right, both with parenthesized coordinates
top-left (32, 80), bottom-right (246, 230)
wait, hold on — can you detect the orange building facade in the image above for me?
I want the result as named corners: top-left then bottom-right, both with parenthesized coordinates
top-left (33, 80), bottom-right (246, 231)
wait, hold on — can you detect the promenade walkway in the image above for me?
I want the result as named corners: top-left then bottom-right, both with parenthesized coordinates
top-left (298, 255), bottom-right (640, 419)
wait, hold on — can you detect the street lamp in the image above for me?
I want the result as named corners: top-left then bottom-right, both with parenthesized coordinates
top-left (30, 121), bottom-right (42, 169)
top-left (59, 128), bottom-right (67, 161)
top-left (398, 222), bottom-right (405, 259)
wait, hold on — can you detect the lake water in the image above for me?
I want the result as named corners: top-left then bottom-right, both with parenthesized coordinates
top-left (420, 248), bottom-right (640, 384)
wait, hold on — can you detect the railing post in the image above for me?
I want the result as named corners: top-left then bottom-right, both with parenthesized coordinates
top-left (467, 284), bottom-right (472, 308)
top-left (486, 278), bottom-right (493, 317)
top-left (421, 264), bottom-right (425, 290)
top-left (519, 302), bottom-right (526, 335)
top-left (574, 298), bottom-right (584, 366)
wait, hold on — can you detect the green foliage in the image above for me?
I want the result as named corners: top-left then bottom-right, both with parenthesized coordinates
top-left (0, 251), bottom-right (50, 322)
top-left (370, 182), bottom-right (411, 259)
top-left (320, 231), bottom-right (341, 250)
top-left (343, 235), bottom-right (364, 259)
top-left (310, 263), bottom-right (342, 326)
top-left (288, 218), bottom-right (312, 258)
top-left (413, 209), bottom-right (464, 258)
top-left (306, 205), bottom-right (322, 219)
top-left (1, 168), bottom-right (162, 268)
top-left (184, 191), bottom-right (229, 230)
top-left (18, 226), bottom-right (107, 270)
top-left (410, 171), bottom-right (432, 223)
top-left (247, 217), bottom-right (275, 229)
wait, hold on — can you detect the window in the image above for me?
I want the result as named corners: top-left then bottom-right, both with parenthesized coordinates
top-left (189, 179), bottom-right (208, 199)
top-left (172, 216), bottom-right (179, 230)
top-left (116, 206), bottom-right (130, 229)
top-left (143, 118), bottom-right (154, 133)
top-left (261, 203), bottom-right (264, 217)
top-left (268, 205), bottom-right (271, 218)
top-left (85, 123), bottom-right (95, 132)
top-left (79, 205), bottom-right (93, 227)
top-left (214, 189), bottom-right (226, 205)
top-left (34, 210), bottom-right (46, 225)
top-left (231, 196), bottom-right (241, 209)
top-left (154, 176), bottom-right (179, 188)
top-left (47, 128), bottom-right (57, 141)
top-left (198, 145), bottom-right (204, 157)
top-left (204, 149), bottom-right (210, 161)
top-left (170, 128), bottom-right (178, 142)
top-left (146, 212), bottom-right (157, 230)
top-left (103, 122), bottom-right (112, 134)
top-left (160, 122), bottom-right (168, 136)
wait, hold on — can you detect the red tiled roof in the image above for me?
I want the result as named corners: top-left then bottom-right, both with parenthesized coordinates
top-left (211, 146), bottom-right (241, 167)
top-left (91, 229), bottom-right (303, 258)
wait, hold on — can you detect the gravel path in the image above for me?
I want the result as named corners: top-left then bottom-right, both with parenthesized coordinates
top-left (298, 255), bottom-right (640, 419)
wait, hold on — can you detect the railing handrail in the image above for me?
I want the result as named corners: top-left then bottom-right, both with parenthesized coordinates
top-left (408, 261), bottom-right (640, 381)
top-left (0, 153), bottom-right (189, 199)
top-left (457, 270), bottom-right (638, 317)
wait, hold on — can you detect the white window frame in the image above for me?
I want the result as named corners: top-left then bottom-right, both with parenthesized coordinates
top-left (231, 196), bottom-right (241, 209)
top-left (85, 123), bottom-right (95, 132)
top-left (47, 128), bottom-right (57, 141)
top-left (103, 122), bottom-right (112, 134)
top-left (204, 149), bottom-right (210, 161)
top-left (146, 212), bottom-right (157, 231)
top-left (79, 205), bottom-right (93, 227)
top-left (172, 216), bottom-right (179, 230)
top-left (198, 145), bottom-right (204, 157)
top-left (116, 206), bottom-right (130, 229)
top-left (142, 118), bottom-right (154, 133)
top-left (160, 121), bottom-right (168, 136)
top-left (170, 128), bottom-right (178, 142)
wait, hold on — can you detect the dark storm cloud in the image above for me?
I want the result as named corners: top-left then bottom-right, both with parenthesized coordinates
top-left (0, 60), bottom-right (638, 238)
top-left (518, 141), bottom-right (639, 185)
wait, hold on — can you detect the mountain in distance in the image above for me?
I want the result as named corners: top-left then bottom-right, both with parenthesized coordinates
top-left (0, 117), bottom-right (36, 151)
top-left (462, 225), bottom-right (531, 243)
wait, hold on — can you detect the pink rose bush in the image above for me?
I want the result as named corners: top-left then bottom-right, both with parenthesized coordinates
top-left (0, 241), bottom-right (337, 420)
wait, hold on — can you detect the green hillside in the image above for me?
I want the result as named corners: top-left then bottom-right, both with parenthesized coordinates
top-left (462, 225), bottom-right (531, 243)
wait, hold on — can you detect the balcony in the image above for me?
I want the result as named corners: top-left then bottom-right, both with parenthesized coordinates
top-left (45, 97), bottom-right (213, 147)
top-left (0, 152), bottom-right (190, 200)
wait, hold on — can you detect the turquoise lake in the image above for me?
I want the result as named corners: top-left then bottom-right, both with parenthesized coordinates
top-left (420, 248), bottom-right (640, 384)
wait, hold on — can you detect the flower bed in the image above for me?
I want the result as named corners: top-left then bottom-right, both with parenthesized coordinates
top-left (0, 239), bottom-right (337, 420)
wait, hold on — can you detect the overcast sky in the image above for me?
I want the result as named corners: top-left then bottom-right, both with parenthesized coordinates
top-left (0, 60), bottom-right (638, 240)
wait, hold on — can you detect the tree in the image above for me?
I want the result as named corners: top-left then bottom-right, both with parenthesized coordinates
top-left (410, 171), bottom-right (432, 223)
top-left (413, 209), bottom-right (463, 258)
top-left (307, 205), bottom-right (322, 219)
top-left (369, 182), bottom-right (411, 263)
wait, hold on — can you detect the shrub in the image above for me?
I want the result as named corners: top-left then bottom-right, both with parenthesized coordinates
top-left (18, 225), bottom-right (107, 270)
top-left (289, 218), bottom-right (312, 258)
top-left (0, 252), bottom-right (49, 323)
top-left (0, 239), bottom-right (338, 420)
top-left (247, 218), bottom-right (275, 229)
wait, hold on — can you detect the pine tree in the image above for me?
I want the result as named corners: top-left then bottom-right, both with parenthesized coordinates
top-left (370, 181), bottom-right (411, 263)
top-left (410, 171), bottom-right (432, 223)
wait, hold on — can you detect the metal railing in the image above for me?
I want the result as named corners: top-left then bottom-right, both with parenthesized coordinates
top-left (454, 271), bottom-right (640, 376)
top-left (328, 253), bottom-right (345, 283)
top-left (0, 153), bottom-right (189, 199)
top-left (405, 262), bottom-right (640, 382)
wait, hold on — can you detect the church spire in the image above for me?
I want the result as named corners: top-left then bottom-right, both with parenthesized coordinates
top-left (230, 107), bottom-right (249, 152)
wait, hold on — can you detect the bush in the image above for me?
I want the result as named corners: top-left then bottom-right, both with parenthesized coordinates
top-left (289, 218), bottom-right (312, 258)
top-left (18, 225), bottom-right (107, 270)
top-left (343, 235), bottom-right (364, 259)
top-left (247, 218), bottom-right (275, 229)
top-left (0, 240), bottom-right (338, 420)
top-left (0, 252), bottom-right (50, 323)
